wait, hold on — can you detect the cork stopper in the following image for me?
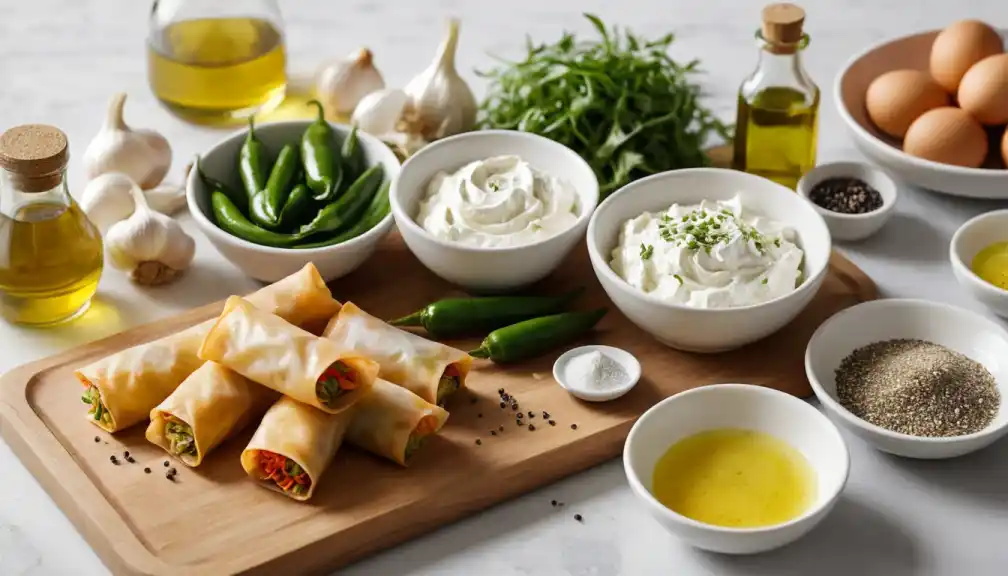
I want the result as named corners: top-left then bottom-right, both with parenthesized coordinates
top-left (0, 124), bottom-right (69, 192)
top-left (761, 3), bottom-right (805, 54)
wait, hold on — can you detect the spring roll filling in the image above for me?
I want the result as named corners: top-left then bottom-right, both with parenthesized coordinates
top-left (315, 361), bottom-right (359, 407)
top-left (403, 414), bottom-right (441, 462)
top-left (81, 385), bottom-right (112, 427)
top-left (164, 418), bottom-right (197, 457)
top-left (257, 450), bottom-right (311, 496)
top-left (436, 363), bottom-right (462, 405)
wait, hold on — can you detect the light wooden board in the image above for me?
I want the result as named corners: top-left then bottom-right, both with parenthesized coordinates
top-left (0, 233), bottom-right (876, 575)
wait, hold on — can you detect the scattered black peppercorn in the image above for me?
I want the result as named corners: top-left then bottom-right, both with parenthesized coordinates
top-left (551, 500), bottom-right (558, 506)
top-left (528, 424), bottom-right (536, 431)
top-left (574, 514), bottom-right (583, 522)
top-left (498, 388), bottom-right (504, 395)
top-left (491, 430), bottom-right (497, 436)
top-left (498, 425), bottom-right (504, 432)
top-left (166, 472), bottom-right (176, 482)
top-left (571, 424), bottom-right (578, 430)
top-left (511, 403), bottom-right (519, 411)
top-left (549, 420), bottom-right (556, 426)
top-left (527, 411), bottom-right (535, 419)
top-left (500, 401), bottom-right (506, 409)
top-left (808, 177), bottom-right (883, 215)
top-left (542, 411), bottom-right (550, 419)
top-left (502, 393), bottom-right (511, 402)
top-left (516, 419), bottom-right (522, 426)
top-left (123, 450), bottom-right (130, 458)
top-left (163, 460), bottom-right (170, 467)
top-left (144, 467), bottom-right (151, 474)
top-left (475, 439), bottom-right (482, 445)
top-left (109, 455), bottom-right (118, 465)
top-left (93, 436), bottom-right (100, 443)
top-left (517, 412), bottom-right (524, 419)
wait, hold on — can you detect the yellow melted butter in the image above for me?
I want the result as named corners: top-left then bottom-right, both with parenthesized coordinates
top-left (972, 241), bottom-right (1008, 291)
top-left (651, 428), bottom-right (816, 528)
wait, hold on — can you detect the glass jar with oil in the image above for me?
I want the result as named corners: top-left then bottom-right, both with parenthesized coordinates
top-left (733, 3), bottom-right (819, 190)
top-left (147, 0), bottom-right (288, 124)
top-left (0, 125), bottom-right (103, 325)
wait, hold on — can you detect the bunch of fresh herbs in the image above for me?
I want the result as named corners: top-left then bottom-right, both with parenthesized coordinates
top-left (477, 14), bottom-right (731, 197)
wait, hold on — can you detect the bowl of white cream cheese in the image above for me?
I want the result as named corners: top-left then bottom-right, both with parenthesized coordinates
top-left (587, 168), bottom-right (831, 352)
top-left (390, 130), bottom-right (599, 291)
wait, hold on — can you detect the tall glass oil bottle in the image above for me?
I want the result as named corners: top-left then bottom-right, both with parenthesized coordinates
top-left (147, 0), bottom-right (288, 124)
top-left (733, 3), bottom-right (818, 190)
top-left (0, 125), bottom-right (103, 325)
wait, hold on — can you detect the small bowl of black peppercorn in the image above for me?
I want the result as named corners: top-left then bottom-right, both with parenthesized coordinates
top-left (797, 162), bottom-right (898, 242)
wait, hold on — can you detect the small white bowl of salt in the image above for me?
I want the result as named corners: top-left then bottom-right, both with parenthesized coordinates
top-left (553, 345), bottom-right (641, 402)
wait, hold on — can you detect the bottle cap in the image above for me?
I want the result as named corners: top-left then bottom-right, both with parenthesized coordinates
top-left (0, 124), bottom-right (69, 192)
top-left (761, 3), bottom-right (805, 53)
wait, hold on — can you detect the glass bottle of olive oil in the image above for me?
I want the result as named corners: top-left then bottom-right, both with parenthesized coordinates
top-left (0, 125), bottom-right (103, 325)
top-left (733, 3), bottom-right (819, 190)
top-left (147, 0), bottom-right (287, 125)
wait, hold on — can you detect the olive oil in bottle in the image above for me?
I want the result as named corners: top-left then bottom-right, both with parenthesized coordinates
top-left (147, 15), bottom-right (287, 124)
top-left (733, 3), bottom-right (819, 190)
top-left (0, 125), bottom-right (103, 325)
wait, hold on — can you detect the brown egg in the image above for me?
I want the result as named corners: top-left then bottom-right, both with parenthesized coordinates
top-left (903, 107), bottom-right (988, 167)
top-left (865, 70), bottom-right (949, 138)
top-left (929, 20), bottom-right (1004, 93)
top-left (958, 54), bottom-right (1008, 125)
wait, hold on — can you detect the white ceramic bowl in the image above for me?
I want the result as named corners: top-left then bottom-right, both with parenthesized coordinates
top-left (806, 299), bottom-right (1008, 459)
top-left (389, 130), bottom-right (599, 292)
top-left (796, 162), bottom-right (898, 242)
top-left (587, 168), bottom-right (832, 353)
top-left (951, 210), bottom-right (1008, 319)
top-left (187, 120), bottom-right (401, 283)
top-left (623, 383), bottom-right (849, 555)
top-left (834, 29), bottom-right (1008, 199)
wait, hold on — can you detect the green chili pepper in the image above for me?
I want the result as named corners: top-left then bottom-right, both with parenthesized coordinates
top-left (294, 182), bottom-right (389, 249)
top-left (238, 117), bottom-right (272, 224)
top-left (211, 189), bottom-right (302, 247)
top-left (299, 165), bottom-right (383, 237)
top-left (196, 156), bottom-right (247, 214)
top-left (301, 100), bottom-right (343, 202)
top-left (263, 143), bottom-right (301, 222)
top-left (277, 183), bottom-right (314, 231)
top-left (341, 124), bottom-right (364, 181)
top-left (390, 287), bottom-right (586, 339)
top-left (469, 308), bottom-right (608, 363)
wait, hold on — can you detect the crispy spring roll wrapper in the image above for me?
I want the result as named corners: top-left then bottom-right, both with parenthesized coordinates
top-left (199, 296), bottom-right (379, 414)
top-left (241, 396), bottom-right (352, 501)
top-left (346, 379), bottom-right (449, 466)
top-left (145, 362), bottom-right (279, 467)
top-left (322, 302), bottom-right (472, 405)
top-left (75, 263), bottom-right (341, 433)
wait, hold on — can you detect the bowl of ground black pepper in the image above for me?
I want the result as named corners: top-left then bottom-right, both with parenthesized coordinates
top-left (805, 299), bottom-right (1008, 459)
top-left (797, 162), bottom-right (897, 242)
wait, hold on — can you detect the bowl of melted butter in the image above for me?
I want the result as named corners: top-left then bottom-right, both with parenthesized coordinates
top-left (623, 383), bottom-right (849, 554)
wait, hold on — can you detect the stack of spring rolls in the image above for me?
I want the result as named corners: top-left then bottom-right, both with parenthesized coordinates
top-left (74, 263), bottom-right (473, 502)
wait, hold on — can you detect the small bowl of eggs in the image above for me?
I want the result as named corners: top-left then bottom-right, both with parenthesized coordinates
top-left (622, 383), bottom-right (849, 555)
top-left (835, 20), bottom-right (1008, 199)
top-left (951, 209), bottom-right (1008, 319)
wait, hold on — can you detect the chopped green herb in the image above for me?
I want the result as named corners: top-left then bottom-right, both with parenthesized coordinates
top-left (674, 274), bottom-right (684, 285)
top-left (640, 243), bottom-right (654, 260)
top-left (488, 181), bottom-right (501, 192)
top-left (761, 277), bottom-right (768, 285)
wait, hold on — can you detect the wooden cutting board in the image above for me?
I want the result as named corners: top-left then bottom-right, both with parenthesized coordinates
top-left (0, 233), bottom-right (875, 576)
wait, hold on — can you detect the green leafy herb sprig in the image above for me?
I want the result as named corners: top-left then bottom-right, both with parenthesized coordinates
top-left (477, 14), bottom-right (732, 197)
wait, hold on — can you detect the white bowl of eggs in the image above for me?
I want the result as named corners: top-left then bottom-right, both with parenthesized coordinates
top-left (835, 20), bottom-right (1008, 199)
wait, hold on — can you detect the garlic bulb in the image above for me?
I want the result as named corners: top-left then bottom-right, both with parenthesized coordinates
top-left (83, 93), bottom-right (172, 190)
top-left (401, 18), bottom-right (477, 140)
top-left (316, 48), bottom-right (386, 116)
top-left (105, 184), bottom-right (195, 286)
top-left (80, 172), bottom-right (187, 233)
top-left (351, 88), bottom-right (407, 136)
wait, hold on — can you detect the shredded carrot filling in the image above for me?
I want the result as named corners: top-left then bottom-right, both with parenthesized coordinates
top-left (258, 450), bottom-right (311, 496)
top-left (405, 414), bottom-right (440, 461)
top-left (315, 361), bottom-right (358, 407)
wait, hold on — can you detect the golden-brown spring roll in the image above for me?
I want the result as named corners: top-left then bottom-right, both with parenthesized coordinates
top-left (145, 362), bottom-right (278, 467)
top-left (323, 302), bottom-right (472, 405)
top-left (346, 378), bottom-right (449, 466)
top-left (76, 263), bottom-right (341, 432)
top-left (199, 297), bottom-right (379, 413)
top-left (240, 396), bottom-right (352, 501)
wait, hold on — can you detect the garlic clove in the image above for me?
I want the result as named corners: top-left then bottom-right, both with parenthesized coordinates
top-left (145, 183), bottom-right (187, 216)
top-left (351, 88), bottom-right (407, 136)
top-left (80, 172), bottom-right (138, 233)
top-left (83, 93), bottom-right (172, 190)
top-left (316, 48), bottom-right (386, 116)
top-left (402, 18), bottom-right (478, 141)
top-left (105, 185), bottom-right (195, 286)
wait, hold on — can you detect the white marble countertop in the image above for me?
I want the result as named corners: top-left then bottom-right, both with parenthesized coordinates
top-left (1, 0), bottom-right (1007, 574)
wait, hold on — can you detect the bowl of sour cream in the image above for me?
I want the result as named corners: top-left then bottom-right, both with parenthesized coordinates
top-left (390, 130), bottom-right (599, 292)
top-left (587, 168), bottom-right (832, 352)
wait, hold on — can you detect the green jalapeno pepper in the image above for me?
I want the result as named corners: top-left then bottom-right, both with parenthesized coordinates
top-left (299, 165), bottom-right (383, 237)
top-left (277, 183), bottom-right (314, 231)
top-left (211, 189), bottom-right (301, 247)
top-left (341, 124), bottom-right (365, 182)
top-left (390, 287), bottom-right (586, 339)
top-left (240, 118), bottom-right (275, 227)
top-left (468, 308), bottom-right (608, 363)
top-left (196, 156), bottom-right (247, 214)
top-left (294, 182), bottom-right (390, 249)
top-left (263, 143), bottom-right (301, 223)
top-left (301, 100), bottom-right (343, 203)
